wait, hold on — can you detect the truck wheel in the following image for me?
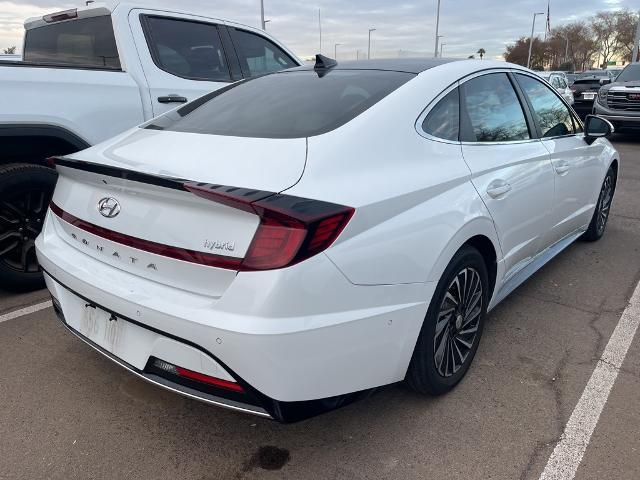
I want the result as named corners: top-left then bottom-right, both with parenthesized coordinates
top-left (0, 163), bottom-right (57, 291)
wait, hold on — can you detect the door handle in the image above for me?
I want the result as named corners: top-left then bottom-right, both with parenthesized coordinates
top-left (555, 160), bottom-right (570, 175)
top-left (157, 95), bottom-right (188, 104)
top-left (487, 180), bottom-right (512, 199)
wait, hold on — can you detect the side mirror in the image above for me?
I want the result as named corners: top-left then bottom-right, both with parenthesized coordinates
top-left (584, 115), bottom-right (614, 144)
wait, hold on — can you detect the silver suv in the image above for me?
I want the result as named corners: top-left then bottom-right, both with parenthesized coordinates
top-left (593, 64), bottom-right (640, 131)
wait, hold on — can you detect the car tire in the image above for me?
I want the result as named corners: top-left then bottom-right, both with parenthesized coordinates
top-left (406, 245), bottom-right (488, 395)
top-left (0, 163), bottom-right (57, 292)
top-left (582, 166), bottom-right (616, 242)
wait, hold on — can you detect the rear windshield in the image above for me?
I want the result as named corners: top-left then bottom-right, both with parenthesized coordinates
top-left (23, 16), bottom-right (120, 69)
top-left (616, 65), bottom-right (640, 83)
top-left (145, 69), bottom-right (415, 138)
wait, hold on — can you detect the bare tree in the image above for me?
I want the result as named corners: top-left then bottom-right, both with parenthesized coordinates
top-left (614, 9), bottom-right (640, 63)
top-left (591, 12), bottom-right (622, 67)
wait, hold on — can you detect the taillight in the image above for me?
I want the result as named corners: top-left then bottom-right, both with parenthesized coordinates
top-left (43, 8), bottom-right (78, 23)
top-left (152, 358), bottom-right (244, 392)
top-left (184, 183), bottom-right (354, 271)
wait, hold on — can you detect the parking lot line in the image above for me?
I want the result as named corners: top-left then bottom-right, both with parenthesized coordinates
top-left (0, 300), bottom-right (52, 324)
top-left (539, 279), bottom-right (640, 480)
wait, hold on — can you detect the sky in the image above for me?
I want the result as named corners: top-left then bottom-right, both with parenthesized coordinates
top-left (1, 0), bottom-right (639, 60)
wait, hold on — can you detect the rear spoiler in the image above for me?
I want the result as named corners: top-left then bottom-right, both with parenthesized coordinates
top-left (49, 156), bottom-right (355, 272)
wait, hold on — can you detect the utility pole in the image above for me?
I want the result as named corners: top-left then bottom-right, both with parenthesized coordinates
top-left (318, 8), bottom-right (322, 54)
top-left (527, 12), bottom-right (545, 69)
top-left (633, 12), bottom-right (640, 63)
top-left (565, 36), bottom-right (569, 65)
top-left (260, 0), bottom-right (265, 30)
top-left (368, 28), bottom-right (376, 59)
top-left (434, 0), bottom-right (441, 58)
top-left (440, 43), bottom-right (446, 57)
top-left (334, 43), bottom-right (342, 60)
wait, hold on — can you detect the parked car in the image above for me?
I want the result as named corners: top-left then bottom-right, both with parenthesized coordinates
top-left (37, 57), bottom-right (619, 422)
top-left (566, 73), bottom-right (578, 85)
top-left (0, 53), bottom-right (21, 61)
top-left (594, 63), bottom-right (640, 131)
top-left (571, 70), bottom-right (614, 114)
top-left (0, 2), bottom-right (301, 291)
top-left (536, 71), bottom-right (574, 105)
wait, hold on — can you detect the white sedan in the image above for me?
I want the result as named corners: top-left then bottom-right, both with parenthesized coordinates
top-left (36, 57), bottom-right (618, 422)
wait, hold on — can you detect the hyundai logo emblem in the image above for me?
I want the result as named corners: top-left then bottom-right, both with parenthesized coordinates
top-left (97, 197), bottom-right (121, 218)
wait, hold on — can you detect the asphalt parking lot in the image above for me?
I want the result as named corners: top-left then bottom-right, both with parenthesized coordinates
top-left (1, 134), bottom-right (639, 480)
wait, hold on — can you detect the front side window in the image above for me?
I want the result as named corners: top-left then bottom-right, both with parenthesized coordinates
top-left (461, 73), bottom-right (530, 142)
top-left (23, 16), bottom-right (120, 69)
top-left (145, 70), bottom-right (414, 138)
top-left (422, 88), bottom-right (459, 141)
top-left (143, 16), bottom-right (231, 81)
top-left (516, 74), bottom-right (576, 138)
top-left (229, 28), bottom-right (297, 77)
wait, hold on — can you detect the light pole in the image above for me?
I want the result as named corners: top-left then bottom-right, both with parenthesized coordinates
top-left (633, 11), bottom-right (640, 63)
top-left (527, 12), bottom-right (545, 69)
top-left (334, 43), bottom-right (342, 60)
top-left (356, 49), bottom-right (362, 60)
top-left (435, 35), bottom-right (444, 57)
top-left (565, 36), bottom-right (569, 65)
top-left (260, 0), bottom-right (266, 30)
top-left (434, 0), bottom-right (442, 58)
top-left (368, 28), bottom-right (376, 59)
top-left (440, 43), bottom-right (446, 57)
top-left (263, 19), bottom-right (271, 30)
top-left (318, 8), bottom-right (322, 54)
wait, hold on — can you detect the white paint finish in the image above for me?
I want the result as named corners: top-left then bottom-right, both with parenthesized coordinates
top-left (70, 129), bottom-right (307, 193)
top-left (0, 301), bottom-right (52, 324)
top-left (541, 136), bottom-right (611, 247)
top-left (539, 280), bottom-right (640, 480)
top-left (462, 140), bottom-right (555, 281)
top-left (35, 60), bottom-right (620, 406)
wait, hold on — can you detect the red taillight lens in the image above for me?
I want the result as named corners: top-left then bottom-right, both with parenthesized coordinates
top-left (153, 358), bottom-right (244, 392)
top-left (185, 183), bottom-right (354, 271)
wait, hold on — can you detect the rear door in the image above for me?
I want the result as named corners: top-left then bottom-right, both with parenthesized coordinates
top-left (514, 72), bottom-right (605, 245)
top-left (128, 10), bottom-right (240, 116)
top-left (460, 72), bottom-right (555, 280)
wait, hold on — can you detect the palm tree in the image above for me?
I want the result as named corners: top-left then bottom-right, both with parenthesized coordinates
top-left (3, 46), bottom-right (16, 54)
top-left (476, 48), bottom-right (486, 60)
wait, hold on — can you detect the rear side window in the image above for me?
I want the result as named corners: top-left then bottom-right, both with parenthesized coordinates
top-left (422, 88), bottom-right (459, 141)
top-left (461, 73), bottom-right (530, 142)
top-left (146, 70), bottom-right (414, 138)
top-left (516, 74), bottom-right (576, 138)
top-left (143, 16), bottom-right (231, 82)
top-left (229, 28), bottom-right (297, 77)
top-left (23, 16), bottom-right (120, 69)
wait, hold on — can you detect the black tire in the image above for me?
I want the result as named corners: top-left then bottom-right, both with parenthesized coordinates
top-left (582, 166), bottom-right (616, 242)
top-left (0, 163), bottom-right (57, 291)
top-left (406, 245), bottom-right (488, 395)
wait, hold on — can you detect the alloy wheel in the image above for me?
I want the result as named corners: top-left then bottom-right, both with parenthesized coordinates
top-left (433, 267), bottom-right (483, 377)
top-left (596, 174), bottom-right (613, 235)
top-left (0, 189), bottom-right (49, 273)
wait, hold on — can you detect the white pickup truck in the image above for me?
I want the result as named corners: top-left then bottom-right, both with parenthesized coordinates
top-left (0, 2), bottom-right (302, 290)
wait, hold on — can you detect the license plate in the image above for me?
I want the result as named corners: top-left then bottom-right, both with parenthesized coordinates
top-left (77, 304), bottom-right (124, 353)
top-left (583, 92), bottom-right (596, 100)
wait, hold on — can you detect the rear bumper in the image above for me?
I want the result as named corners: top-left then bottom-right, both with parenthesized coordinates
top-left (36, 210), bottom-right (433, 421)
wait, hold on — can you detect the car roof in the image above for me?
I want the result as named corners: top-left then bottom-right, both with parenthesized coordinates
top-left (293, 57), bottom-right (460, 74)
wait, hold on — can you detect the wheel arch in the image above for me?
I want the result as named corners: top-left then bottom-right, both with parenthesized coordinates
top-left (0, 124), bottom-right (90, 166)
top-left (427, 217), bottom-right (501, 301)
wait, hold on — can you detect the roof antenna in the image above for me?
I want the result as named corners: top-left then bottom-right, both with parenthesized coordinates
top-left (314, 54), bottom-right (337, 70)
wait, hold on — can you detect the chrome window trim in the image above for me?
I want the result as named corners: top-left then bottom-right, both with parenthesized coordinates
top-left (513, 70), bottom-right (584, 141)
top-left (415, 80), bottom-right (461, 145)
